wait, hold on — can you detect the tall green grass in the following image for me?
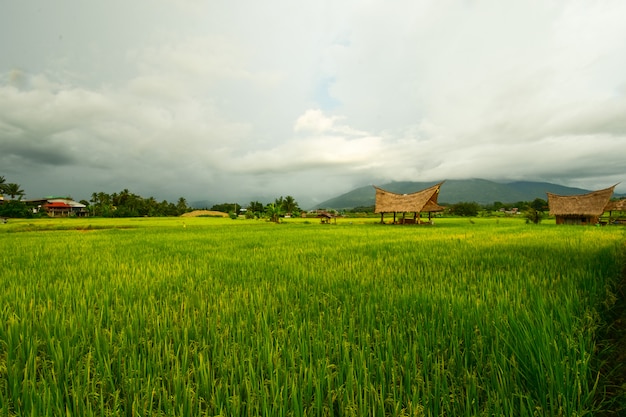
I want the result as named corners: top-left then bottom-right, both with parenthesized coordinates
top-left (0, 217), bottom-right (623, 416)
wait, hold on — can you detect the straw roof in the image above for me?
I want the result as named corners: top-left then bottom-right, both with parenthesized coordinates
top-left (605, 198), bottom-right (626, 212)
top-left (374, 182), bottom-right (445, 214)
top-left (547, 185), bottom-right (616, 216)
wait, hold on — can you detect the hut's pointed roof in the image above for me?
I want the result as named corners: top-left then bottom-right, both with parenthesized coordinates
top-left (547, 184), bottom-right (617, 216)
top-left (374, 182), bottom-right (445, 213)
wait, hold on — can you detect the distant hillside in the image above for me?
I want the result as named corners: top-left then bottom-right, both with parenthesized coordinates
top-left (313, 179), bottom-right (597, 210)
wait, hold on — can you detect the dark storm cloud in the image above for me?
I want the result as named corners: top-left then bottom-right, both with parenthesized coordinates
top-left (1, 139), bottom-right (77, 166)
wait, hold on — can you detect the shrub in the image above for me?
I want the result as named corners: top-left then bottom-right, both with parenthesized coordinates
top-left (0, 200), bottom-right (33, 218)
top-left (524, 208), bottom-right (543, 224)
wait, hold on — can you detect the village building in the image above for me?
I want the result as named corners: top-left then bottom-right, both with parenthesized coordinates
top-left (25, 197), bottom-right (89, 217)
top-left (547, 185), bottom-right (617, 225)
top-left (374, 182), bottom-right (445, 224)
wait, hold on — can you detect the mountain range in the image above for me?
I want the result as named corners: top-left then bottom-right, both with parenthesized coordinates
top-left (313, 179), bottom-right (625, 210)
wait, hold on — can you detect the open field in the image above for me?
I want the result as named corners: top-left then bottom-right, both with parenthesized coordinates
top-left (0, 217), bottom-right (624, 416)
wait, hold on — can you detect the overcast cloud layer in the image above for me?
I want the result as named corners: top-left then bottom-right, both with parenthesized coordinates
top-left (2, 0), bottom-right (625, 206)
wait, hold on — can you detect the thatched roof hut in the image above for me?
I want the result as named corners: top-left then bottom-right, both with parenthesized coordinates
top-left (374, 182), bottom-right (444, 224)
top-left (547, 185), bottom-right (616, 225)
top-left (316, 211), bottom-right (336, 224)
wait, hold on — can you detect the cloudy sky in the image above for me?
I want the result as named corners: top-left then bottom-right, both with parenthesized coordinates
top-left (2, 0), bottom-right (625, 206)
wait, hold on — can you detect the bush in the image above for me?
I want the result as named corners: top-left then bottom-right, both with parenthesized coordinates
top-left (0, 200), bottom-right (33, 218)
top-left (524, 208), bottom-right (543, 224)
top-left (449, 202), bottom-right (481, 217)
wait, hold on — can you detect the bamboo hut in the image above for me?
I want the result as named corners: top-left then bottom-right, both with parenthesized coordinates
top-left (316, 211), bottom-right (336, 224)
top-left (374, 182), bottom-right (445, 224)
top-left (547, 185), bottom-right (616, 225)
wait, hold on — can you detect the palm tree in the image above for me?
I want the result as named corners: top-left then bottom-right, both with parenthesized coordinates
top-left (97, 192), bottom-right (111, 206)
top-left (248, 201), bottom-right (264, 216)
top-left (0, 175), bottom-right (7, 195)
top-left (282, 195), bottom-right (299, 215)
top-left (144, 196), bottom-right (158, 216)
top-left (176, 197), bottom-right (188, 215)
top-left (4, 183), bottom-right (24, 200)
top-left (265, 203), bottom-right (283, 223)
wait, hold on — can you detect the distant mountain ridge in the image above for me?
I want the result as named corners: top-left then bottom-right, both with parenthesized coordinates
top-left (313, 179), bottom-right (624, 210)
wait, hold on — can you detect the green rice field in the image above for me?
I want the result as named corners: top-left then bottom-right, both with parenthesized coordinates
top-left (0, 217), bottom-right (624, 416)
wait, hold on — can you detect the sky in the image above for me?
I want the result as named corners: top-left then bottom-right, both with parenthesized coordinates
top-left (1, 0), bottom-right (625, 207)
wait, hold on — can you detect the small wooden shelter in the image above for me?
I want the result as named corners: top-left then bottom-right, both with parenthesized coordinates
top-left (374, 182), bottom-right (445, 224)
top-left (547, 185), bottom-right (616, 225)
top-left (316, 211), bottom-right (336, 224)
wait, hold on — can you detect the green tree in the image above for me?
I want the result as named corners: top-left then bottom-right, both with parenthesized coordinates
top-left (92, 192), bottom-right (113, 217)
top-left (142, 196), bottom-right (158, 217)
top-left (4, 183), bottom-right (25, 200)
top-left (0, 200), bottom-right (32, 218)
top-left (449, 201), bottom-right (480, 217)
top-left (176, 197), bottom-right (189, 215)
top-left (524, 207), bottom-right (543, 224)
top-left (281, 195), bottom-right (300, 215)
top-left (247, 201), bottom-right (264, 216)
top-left (530, 198), bottom-right (548, 212)
top-left (112, 189), bottom-right (140, 217)
top-left (211, 203), bottom-right (240, 214)
top-left (512, 201), bottom-right (530, 211)
top-left (0, 175), bottom-right (7, 195)
top-left (350, 205), bottom-right (375, 214)
top-left (265, 202), bottom-right (283, 223)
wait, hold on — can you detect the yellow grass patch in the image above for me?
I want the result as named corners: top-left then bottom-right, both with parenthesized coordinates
top-left (181, 210), bottom-right (229, 218)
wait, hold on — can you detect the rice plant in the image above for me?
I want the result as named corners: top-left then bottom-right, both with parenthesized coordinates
top-left (0, 217), bottom-right (623, 416)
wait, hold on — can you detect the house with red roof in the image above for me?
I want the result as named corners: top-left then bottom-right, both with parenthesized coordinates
top-left (26, 197), bottom-right (88, 217)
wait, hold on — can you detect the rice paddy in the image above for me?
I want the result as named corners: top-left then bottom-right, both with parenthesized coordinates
top-left (0, 217), bottom-right (624, 416)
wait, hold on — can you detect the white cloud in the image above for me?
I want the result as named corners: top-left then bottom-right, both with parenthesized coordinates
top-left (294, 109), bottom-right (367, 136)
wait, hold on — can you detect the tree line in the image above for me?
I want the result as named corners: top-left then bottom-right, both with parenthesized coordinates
top-left (1, 175), bottom-right (304, 220)
top-left (2, 173), bottom-right (547, 222)
top-left (209, 195), bottom-right (301, 222)
top-left (88, 190), bottom-right (189, 217)
top-left (0, 175), bottom-right (191, 218)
